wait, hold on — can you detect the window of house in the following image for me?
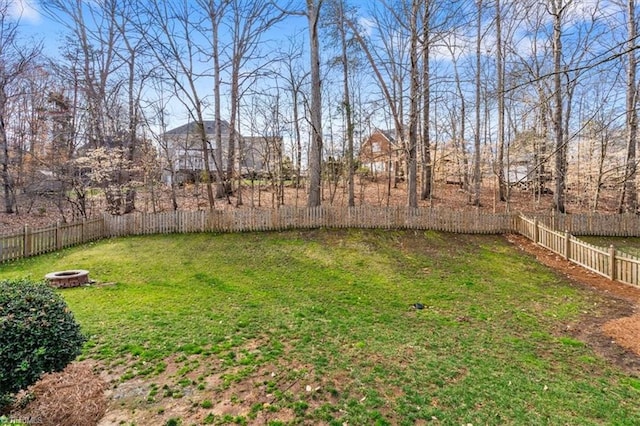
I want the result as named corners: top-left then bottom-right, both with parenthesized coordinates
top-left (372, 142), bottom-right (381, 153)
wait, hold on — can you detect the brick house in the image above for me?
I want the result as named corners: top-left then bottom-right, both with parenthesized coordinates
top-left (359, 129), bottom-right (404, 176)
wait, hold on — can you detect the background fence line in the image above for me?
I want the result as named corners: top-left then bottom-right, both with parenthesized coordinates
top-left (3, 207), bottom-right (640, 288)
top-left (1, 207), bottom-right (514, 263)
top-left (102, 206), bottom-right (515, 237)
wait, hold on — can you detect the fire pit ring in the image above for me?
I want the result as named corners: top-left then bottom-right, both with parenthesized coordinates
top-left (45, 270), bottom-right (90, 288)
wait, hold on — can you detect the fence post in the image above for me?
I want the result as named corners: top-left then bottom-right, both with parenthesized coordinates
top-left (23, 225), bottom-right (31, 258)
top-left (609, 245), bottom-right (616, 281)
top-left (56, 221), bottom-right (63, 251)
top-left (101, 213), bottom-right (108, 238)
top-left (564, 230), bottom-right (570, 260)
top-left (533, 218), bottom-right (539, 244)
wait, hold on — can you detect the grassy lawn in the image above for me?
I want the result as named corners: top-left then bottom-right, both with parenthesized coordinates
top-left (581, 235), bottom-right (640, 257)
top-left (2, 229), bottom-right (640, 425)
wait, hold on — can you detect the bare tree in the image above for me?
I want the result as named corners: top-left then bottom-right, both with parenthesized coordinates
top-left (344, 3), bottom-right (410, 204)
top-left (196, 0), bottom-right (229, 199)
top-left (0, 2), bottom-right (41, 213)
top-left (495, 0), bottom-right (507, 202)
top-left (42, 0), bottom-right (152, 215)
top-left (276, 36), bottom-right (308, 202)
top-left (138, 0), bottom-right (217, 209)
top-left (406, 0), bottom-right (420, 208)
top-left (324, 0), bottom-right (358, 206)
top-left (142, 78), bottom-right (179, 211)
top-left (42, 0), bottom-right (117, 151)
top-left (420, 1), bottom-right (433, 201)
top-left (112, 1), bottom-right (150, 213)
top-left (307, 0), bottom-right (324, 207)
top-left (472, 0), bottom-right (483, 207)
top-left (619, 0), bottom-right (638, 213)
top-left (222, 0), bottom-right (284, 204)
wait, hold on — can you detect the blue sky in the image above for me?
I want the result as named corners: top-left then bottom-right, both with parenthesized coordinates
top-left (8, 0), bottom-right (634, 141)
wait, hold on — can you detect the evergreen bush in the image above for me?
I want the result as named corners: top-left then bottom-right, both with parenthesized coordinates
top-left (0, 279), bottom-right (86, 410)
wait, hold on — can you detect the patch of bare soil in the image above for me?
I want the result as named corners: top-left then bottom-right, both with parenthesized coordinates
top-left (10, 349), bottom-right (330, 425)
top-left (506, 234), bottom-right (640, 374)
top-left (94, 354), bottom-right (331, 426)
top-left (602, 315), bottom-right (640, 356)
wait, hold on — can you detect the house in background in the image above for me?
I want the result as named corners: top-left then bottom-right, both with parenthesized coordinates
top-left (162, 120), bottom-right (230, 184)
top-left (162, 120), bottom-right (280, 184)
top-left (242, 135), bottom-right (284, 178)
top-left (358, 129), bottom-right (404, 177)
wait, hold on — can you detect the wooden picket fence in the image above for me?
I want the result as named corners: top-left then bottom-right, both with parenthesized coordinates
top-left (514, 215), bottom-right (640, 287)
top-left (101, 206), bottom-right (514, 237)
top-left (532, 213), bottom-right (640, 236)
top-left (0, 218), bottom-right (105, 263)
top-left (1, 207), bottom-right (513, 263)
top-left (4, 207), bottom-right (640, 289)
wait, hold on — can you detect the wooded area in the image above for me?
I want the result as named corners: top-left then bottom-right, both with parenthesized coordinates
top-left (0, 0), bottom-right (639, 221)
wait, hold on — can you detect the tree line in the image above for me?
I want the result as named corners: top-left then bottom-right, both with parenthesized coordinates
top-left (0, 0), bottom-right (638, 218)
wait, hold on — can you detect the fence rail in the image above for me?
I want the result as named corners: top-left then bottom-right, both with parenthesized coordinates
top-left (513, 215), bottom-right (640, 287)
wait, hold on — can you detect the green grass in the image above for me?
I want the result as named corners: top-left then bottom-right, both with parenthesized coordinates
top-left (581, 235), bottom-right (640, 257)
top-left (2, 229), bottom-right (640, 424)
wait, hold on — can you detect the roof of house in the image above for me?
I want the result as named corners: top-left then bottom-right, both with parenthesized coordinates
top-left (377, 129), bottom-right (396, 142)
top-left (164, 120), bottom-right (231, 136)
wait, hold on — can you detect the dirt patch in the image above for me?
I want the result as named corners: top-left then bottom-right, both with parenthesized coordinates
top-left (602, 315), bottom-right (640, 358)
top-left (93, 346), bottom-right (327, 425)
top-left (506, 234), bottom-right (640, 373)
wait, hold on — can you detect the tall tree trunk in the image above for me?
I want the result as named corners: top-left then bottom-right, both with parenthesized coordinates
top-left (293, 84), bottom-right (302, 193)
top-left (211, 2), bottom-right (226, 199)
top-left (235, 100), bottom-right (244, 206)
top-left (124, 44), bottom-right (137, 214)
top-left (472, 0), bottom-right (483, 206)
top-left (496, 0), bottom-right (507, 202)
top-left (0, 97), bottom-right (15, 214)
top-left (620, 0), bottom-right (638, 214)
top-left (407, 0), bottom-right (419, 208)
top-left (552, 0), bottom-right (566, 213)
top-left (337, 1), bottom-right (355, 207)
top-left (191, 101), bottom-right (216, 209)
top-left (536, 86), bottom-right (550, 200)
top-left (227, 63), bottom-right (239, 200)
top-left (307, 0), bottom-right (323, 207)
top-left (420, 2), bottom-right (432, 200)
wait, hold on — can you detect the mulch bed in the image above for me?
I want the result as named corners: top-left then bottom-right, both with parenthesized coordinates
top-left (10, 361), bottom-right (107, 426)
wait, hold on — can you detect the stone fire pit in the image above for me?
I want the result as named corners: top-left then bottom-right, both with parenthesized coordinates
top-left (45, 270), bottom-right (90, 288)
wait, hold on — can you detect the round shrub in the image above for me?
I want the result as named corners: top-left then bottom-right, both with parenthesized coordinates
top-left (0, 279), bottom-right (86, 410)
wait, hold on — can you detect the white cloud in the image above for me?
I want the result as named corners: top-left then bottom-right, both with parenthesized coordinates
top-left (432, 30), bottom-right (474, 62)
top-left (565, 0), bottom-right (619, 24)
top-left (357, 16), bottom-right (376, 37)
top-left (8, 0), bottom-right (41, 24)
